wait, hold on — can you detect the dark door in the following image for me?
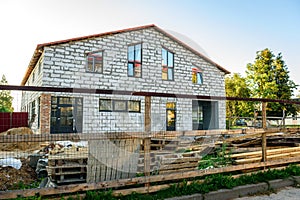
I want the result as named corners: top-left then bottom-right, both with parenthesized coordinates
top-left (51, 97), bottom-right (83, 134)
top-left (192, 100), bottom-right (218, 130)
top-left (166, 102), bottom-right (176, 131)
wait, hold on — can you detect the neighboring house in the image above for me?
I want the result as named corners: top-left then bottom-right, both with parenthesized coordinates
top-left (20, 24), bottom-right (230, 134)
top-left (284, 98), bottom-right (300, 126)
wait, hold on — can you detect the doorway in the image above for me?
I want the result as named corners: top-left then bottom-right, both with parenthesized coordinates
top-left (192, 100), bottom-right (218, 130)
top-left (50, 97), bottom-right (83, 133)
top-left (166, 102), bottom-right (176, 131)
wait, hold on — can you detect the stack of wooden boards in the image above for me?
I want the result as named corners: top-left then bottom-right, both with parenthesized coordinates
top-left (224, 132), bottom-right (300, 165)
top-left (47, 146), bottom-right (88, 184)
top-left (138, 137), bottom-right (215, 174)
top-left (228, 146), bottom-right (300, 164)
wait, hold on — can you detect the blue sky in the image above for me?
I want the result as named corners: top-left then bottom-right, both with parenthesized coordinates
top-left (1, 0), bottom-right (299, 92)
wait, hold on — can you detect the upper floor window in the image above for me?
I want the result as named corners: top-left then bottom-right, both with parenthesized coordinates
top-left (86, 51), bottom-right (103, 73)
top-left (162, 48), bottom-right (174, 80)
top-left (192, 67), bottom-right (203, 85)
top-left (38, 60), bottom-right (42, 74)
top-left (128, 43), bottom-right (142, 77)
top-left (32, 71), bottom-right (35, 83)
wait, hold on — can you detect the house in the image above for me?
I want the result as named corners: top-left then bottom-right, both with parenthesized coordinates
top-left (20, 24), bottom-right (230, 134)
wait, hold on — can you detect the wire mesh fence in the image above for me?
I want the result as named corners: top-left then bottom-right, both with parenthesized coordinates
top-left (1, 85), bottom-right (300, 198)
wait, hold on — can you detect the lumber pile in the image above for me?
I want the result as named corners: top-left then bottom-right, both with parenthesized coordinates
top-left (228, 146), bottom-right (300, 164)
top-left (138, 137), bottom-right (215, 174)
top-left (138, 138), bottom-right (179, 174)
top-left (224, 131), bottom-right (300, 165)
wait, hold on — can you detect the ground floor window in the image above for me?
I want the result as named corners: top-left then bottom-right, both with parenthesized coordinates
top-left (50, 96), bottom-right (83, 134)
top-left (99, 99), bottom-right (141, 113)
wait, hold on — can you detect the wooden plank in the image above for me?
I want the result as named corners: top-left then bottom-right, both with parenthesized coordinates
top-left (1, 128), bottom-right (299, 143)
top-left (262, 132), bottom-right (267, 162)
top-left (224, 129), bottom-right (281, 143)
top-left (160, 162), bottom-right (198, 171)
top-left (235, 151), bottom-right (300, 164)
top-left (144, 96), bottom-right (151, 188)
top-left (231, 138), bottom-right (261, 147)
top-left (229, 146), bottom-right (300, 158)
top-left (159, 167), bottom-right (198, 174)
top-left (47, 164), bottom-right (86, 169)
top-left (160, 157), bottom-right (200, 164)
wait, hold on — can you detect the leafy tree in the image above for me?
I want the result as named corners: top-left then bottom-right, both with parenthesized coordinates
top-left (246, 48), bottom-right (297, 117)
top-left (225, 73), bottom-right (253, 121)
top-left (0, 75), bottom-right (13, 112)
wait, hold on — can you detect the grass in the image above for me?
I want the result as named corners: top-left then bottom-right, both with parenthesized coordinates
top-left (11, 164), bottom-right (300, 200)
top-left (198, 143), bottom-right (233, 169)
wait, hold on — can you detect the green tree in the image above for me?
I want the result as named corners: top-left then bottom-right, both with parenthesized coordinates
top-left (0, 75), bottom-right (14, 112)
top-left (225, 73), bottom-right (253, 123)
top-left (246, 48), bottom-right (296, 117)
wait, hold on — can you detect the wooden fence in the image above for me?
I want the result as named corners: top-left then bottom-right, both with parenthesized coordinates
top-left (0, 128), bottom-right (300, 199)
top-left (1, 85), bottom-right (300, 198)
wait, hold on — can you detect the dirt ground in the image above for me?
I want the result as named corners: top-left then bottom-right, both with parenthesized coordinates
top-left (0, 158), bottom-right (38, 191)
top-left (0, 127), bottom-right (42, 190)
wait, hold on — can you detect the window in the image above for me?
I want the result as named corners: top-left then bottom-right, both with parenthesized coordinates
top-left (32, 71), bottom-right (35, 83)
top-left (192, 100), bottom-right (203, 130)
top-left (37, 97), bottom-right (40, 128)
top-left (162, 48), bottom-right (174, 80)
top-left (30, 100), bottom-right (36, 127)
top-left (99, 99), bottom-right (141, 112)
top-left (113, 100), bottom-right (127, 112)
top-left (192, 67), bottom-right (203, 85)
top-left (128, 100), bottom-right (141, 112)
top-left (99, 99), bottom-right (112, 111)
top-left (38, 60), bottom-right (42, 74)
top-left (86, 51), bottom-right (103, 73)
top-left (31, 100), bottom-right (36, 118)
top-left (128, 44), bottom-right (142, 77)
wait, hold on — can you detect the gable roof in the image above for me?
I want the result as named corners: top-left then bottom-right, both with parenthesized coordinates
top-left (21, 24), bottom-right (230, 85)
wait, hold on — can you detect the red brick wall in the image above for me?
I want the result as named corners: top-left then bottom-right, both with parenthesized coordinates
top-left (40, 93), bottom-right (51, 134)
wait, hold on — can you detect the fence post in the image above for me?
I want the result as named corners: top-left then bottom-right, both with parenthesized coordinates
top-left (144, 96), bottom-right (151, 188)
top-left (262, 101), bottom-right (267, 162)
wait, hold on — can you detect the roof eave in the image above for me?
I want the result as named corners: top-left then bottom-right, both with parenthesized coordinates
top-left (152, 26), bottom-right (230, 74)
top-left (21, 46), bottom-right (43, 86)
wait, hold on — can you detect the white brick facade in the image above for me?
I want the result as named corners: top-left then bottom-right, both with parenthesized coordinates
top-left (21, 25), bottom-right (228, 133)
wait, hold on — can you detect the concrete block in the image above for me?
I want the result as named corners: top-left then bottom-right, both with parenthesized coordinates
top-left (233, 182), bottom-right (269, 198)
top-left (268, 179), bottom-right (294, 190)
top-left (166, 193), bottom-right (203, 200)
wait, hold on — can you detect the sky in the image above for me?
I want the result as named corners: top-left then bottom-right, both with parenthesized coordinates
top-left (0, 0), bottom-right (299, 92)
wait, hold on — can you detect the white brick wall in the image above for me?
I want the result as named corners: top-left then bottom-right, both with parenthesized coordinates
top-left (25, 27), bottom-right (226, 133)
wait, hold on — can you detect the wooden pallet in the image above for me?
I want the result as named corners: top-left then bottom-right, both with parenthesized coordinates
top-left (47, 164), bottom-right (87, 184)
top-left (47, 147), bottom-right (88, 184)
top-left (140, 138), bottom-right (179, 152)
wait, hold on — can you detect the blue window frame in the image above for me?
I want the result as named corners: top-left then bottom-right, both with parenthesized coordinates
top-left (162, 48), bottom-right (174, 80)
top-left (192, 67), bottom-right (203, 85)
top-left (128, 43), bottom-right (142, 77)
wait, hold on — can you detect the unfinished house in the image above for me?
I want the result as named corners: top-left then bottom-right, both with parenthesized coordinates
top-left (20, 24), bottom-right (230, 134)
